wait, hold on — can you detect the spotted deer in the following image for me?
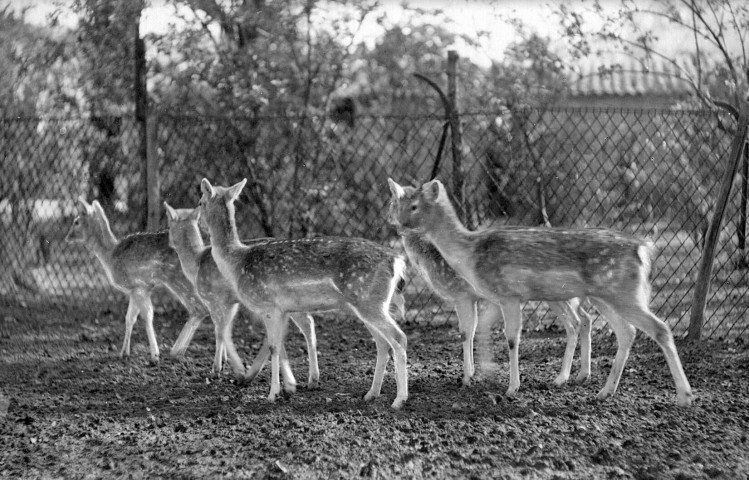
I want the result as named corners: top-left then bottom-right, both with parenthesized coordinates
top-left (388, 179), bottom-right (592, 387)
top-left (164, 203), bottom-right (320, 388)
top-left (389, 178), bottom-right (692, 406)
top-left (66, 198), bottom-right (209, 364)
top-left (199, 178), bottom-right (409, 409)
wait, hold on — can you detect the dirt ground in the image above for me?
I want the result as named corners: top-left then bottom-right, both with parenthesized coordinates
top-left (1, 307), bottom-right (748, 479)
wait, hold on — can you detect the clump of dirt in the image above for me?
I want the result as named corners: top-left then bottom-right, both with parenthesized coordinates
top-left (1, 308), bottom-right (747, 479)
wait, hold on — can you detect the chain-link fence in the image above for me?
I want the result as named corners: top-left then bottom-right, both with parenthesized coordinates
top-left (1, 107), bottom-right (747, 340)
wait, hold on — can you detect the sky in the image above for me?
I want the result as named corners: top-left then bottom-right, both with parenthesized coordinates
top-left (7, 0), bottom-right (700, 68)
top-left (8, 0), bottom-right (564, 66)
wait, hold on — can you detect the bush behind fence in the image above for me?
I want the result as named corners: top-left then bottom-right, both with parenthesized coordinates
top-left (1, 107), bottom-right (748, 340)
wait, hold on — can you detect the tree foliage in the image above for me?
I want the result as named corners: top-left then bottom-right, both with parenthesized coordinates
top-left (148, 0), bottom-right (383, 116)
top-left (0, 5), bottom-right (80, 116)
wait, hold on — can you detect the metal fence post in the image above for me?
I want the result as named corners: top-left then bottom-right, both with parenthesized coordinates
top-left (688, 112), bottom-right (749, 341)
top-left (738, 143), bottom-right (749, 268)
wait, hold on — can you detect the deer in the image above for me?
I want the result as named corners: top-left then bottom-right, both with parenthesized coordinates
top-left (388, 179), bottom-right (592, 388)
top-left (163, 202), bottom-right (320, 388)
top-left (388, 178), bottom-right (693, 407)
top-left (65, 198), bottom-right (209, 365)
top-left (198, 178), bottom-right (409, 409)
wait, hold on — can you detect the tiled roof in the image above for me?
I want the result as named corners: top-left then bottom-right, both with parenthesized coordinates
top-left (569, 57), bottom-right (696, 97)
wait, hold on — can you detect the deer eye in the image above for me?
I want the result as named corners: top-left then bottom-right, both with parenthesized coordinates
top-left (410, 204), bottom-right (418, 212)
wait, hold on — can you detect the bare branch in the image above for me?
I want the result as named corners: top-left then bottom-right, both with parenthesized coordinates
top-left (704, 0), bottom-right (726, 39)
top-left (713, 99), bottom-right (739, 119)
top-left (304, 2), bottom-right (313, 108)
top-left (726, 0), bottom-right (748, 80)
top-left (681, 0), bottom-right (739, 95)
top-left (413, 73), bottom-right (450, 116)
top-left (628, 7), bottom-right (716, 46)
top-left (691, 0), bottom-right (703, 92)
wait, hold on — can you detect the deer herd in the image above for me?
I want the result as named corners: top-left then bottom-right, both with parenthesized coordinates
top-left (66, 177), bottom-right (693, 410)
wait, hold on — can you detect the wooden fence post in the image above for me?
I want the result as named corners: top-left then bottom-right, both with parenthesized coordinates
top-left (688, 112), bottom-right (749, 341)
top-left (133, 11), bottom-right (149, 230)
top-left (412, 73), bottom-right (450, 181)
top-left (146, 115), bottom-right (160, 232)
top-left (446, 50), bottom-right (469, 228)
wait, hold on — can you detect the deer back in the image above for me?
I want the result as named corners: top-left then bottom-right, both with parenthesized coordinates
top-left (110, 231), bottom-right (185, 291)
top-left (467, 227), bottom-right (654, 302)
top-left (229, 237), bottom-right (403, 312)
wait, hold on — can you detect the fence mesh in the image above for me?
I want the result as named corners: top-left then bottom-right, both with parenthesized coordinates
top-left (1, 107), bottom-right (747, 340)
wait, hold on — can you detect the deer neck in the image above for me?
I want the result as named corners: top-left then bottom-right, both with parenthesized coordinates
top-left (205, 204), bottom-right (243, 280)
top-left (89, 216), bottom-right (119, 270)
top-left (422, 201), bottom-right (476, 280)
top-left (402, 231), bottom-right (429, 258)
top-left (173, 224), bottom-right (206, 285)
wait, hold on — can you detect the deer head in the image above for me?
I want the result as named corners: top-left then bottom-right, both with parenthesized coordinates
top-left (66, 197), bottom-right (108, 243)
top-left (387, 178), bottom-right (451, 234)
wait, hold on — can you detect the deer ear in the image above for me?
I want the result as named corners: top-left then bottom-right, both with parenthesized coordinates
top-left (164, 202), bottom-right (177, 222)
top-left (200, 178), bottom-right (216, 197)
top-left (422, 180), bottom-right (442, 201)
top-left (388, 178), bottom-right (405, 199)
top-left (227, 178), bottom-right (247, 201)
top-left (189, 208), bottom-right (201, 221)
top-left (77, 196), bottom-right (93, 215)
top-left (91, 200), bottom-right (107, 220)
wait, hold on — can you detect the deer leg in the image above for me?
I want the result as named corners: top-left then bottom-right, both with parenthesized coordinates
top-left (278, 340), bottom-right (297, 394)
top-left (500, 298), bottom-right (523, 397)
top-left (262, 309), bottom-right (286, 403)
top-left (135, 293), bottom-right (159, 365)
top-left (245, 337), bottom-right (269, 382)
top-left (475, 300), bottom-right (503, 380)
top-left (574, 300), bottom-right (593, 385)
top-left (215, 303), bottom-right (244, 379)
top-left (355, 303), bottom-right (408, 409)
top-left (362, 324), bottom-right (390, 402)
top-left (616, 301), bottom-right (693, 407)
top-left (170, 307), bottom-right (207, 357)
top-left (385, 321), bottom-right (409, 410)
top-left (289, 313), bottom-right (320, 389)
top-left (589, 298), bottom-right (636, 401)
top-left (120, 296), bottom-right (140, 359)
top-left (454, 297), bottom-right (478, 386)
top-left (211, 309), bottom-right (224, 376)
top-left (548, 299), bottom-right (581, 386)
top-left (167, 281), bottom-right (209, 358)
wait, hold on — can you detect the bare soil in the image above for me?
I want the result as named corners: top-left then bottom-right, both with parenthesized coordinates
top-left (1, 307), bottom-right (748, 479)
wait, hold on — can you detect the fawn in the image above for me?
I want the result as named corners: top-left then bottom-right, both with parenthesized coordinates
top-left (66, 198), bottom-right (209, 364)
top-left (389, 178), bottom-right (693, 407)
top-left (198, 178), bottom-right (409, 409)
top-left (164, 203), bottom-right (320, 388)
top-left (388, 179), bottom-right (592, 387)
